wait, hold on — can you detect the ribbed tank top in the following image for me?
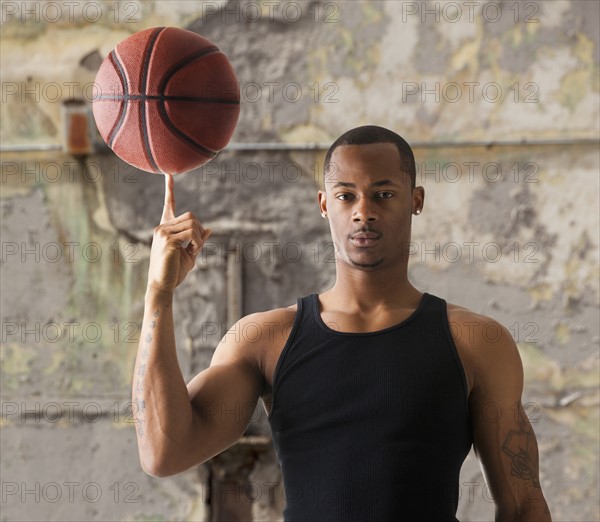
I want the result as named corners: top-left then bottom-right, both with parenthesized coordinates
top-left (267, 292), bottom-right (473, 522)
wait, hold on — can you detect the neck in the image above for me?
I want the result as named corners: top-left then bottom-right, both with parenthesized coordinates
top-left (324, 262), bottom-right (421, 312)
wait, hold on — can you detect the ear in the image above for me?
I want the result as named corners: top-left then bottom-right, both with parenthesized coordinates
top-left (318, 189), bottom-right (328, 216)
top-left (412, 186), bottom-right (425, 214)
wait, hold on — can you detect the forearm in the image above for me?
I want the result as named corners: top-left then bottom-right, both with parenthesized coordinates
top-left (132, 285), bottom-right (195, 475)
top-left (516, 501), bottom-right (552, 522)
top-left (496, 498), bottom-right (552, 522)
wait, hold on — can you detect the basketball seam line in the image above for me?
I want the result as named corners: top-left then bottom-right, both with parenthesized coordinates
top-left (107, 51), bottom-right (128, 148)
top-left (154, 43), bottom-right (232, 159)
top-left (157, 101), bottom-right (218, 159)
top-left (158, 46), bottom-right (223, 95)
top-left (95, 95), bottom-right (239, 104)
top-left (140, 27), bottom-right (165, 174)
top-left (106, 30), bottom-right (237, 172)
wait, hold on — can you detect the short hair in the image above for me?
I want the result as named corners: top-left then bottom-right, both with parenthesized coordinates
top-left (323, 125), bottom-right (416, 190)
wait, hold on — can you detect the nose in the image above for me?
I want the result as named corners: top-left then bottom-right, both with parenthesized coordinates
top-left (352, 197), bottom-right (378, 223)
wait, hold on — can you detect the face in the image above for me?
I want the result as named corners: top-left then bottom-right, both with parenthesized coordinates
top-left (317, 143), bottom-right (424, 271)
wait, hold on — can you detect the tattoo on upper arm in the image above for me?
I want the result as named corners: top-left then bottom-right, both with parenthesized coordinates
top-left (134, 307), bottom-right (161, 438)
top-left (501, 401), bottom-right (540, 488)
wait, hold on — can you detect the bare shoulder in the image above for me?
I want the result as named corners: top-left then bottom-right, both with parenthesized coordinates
top-left (445, 300), bottom-right (521, 393)
top-left (255, 303), bottom-right (298, 349)
top-left (251, 301), bottom-right (298, 327)
top-left (213, 304), bottom-right (297, 355)
top-left (211, 303), bottom-right (298, 385)
top-left (445, 301), bottom-right (514, 346)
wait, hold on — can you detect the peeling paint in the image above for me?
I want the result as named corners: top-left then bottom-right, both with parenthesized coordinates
top-left (1, 2), bottom-right (598, 521)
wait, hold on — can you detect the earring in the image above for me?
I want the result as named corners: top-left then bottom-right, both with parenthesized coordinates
top-left (322, 213), bottom-right (327, 218)
top-left (415, 209), bottom-right (421, 215)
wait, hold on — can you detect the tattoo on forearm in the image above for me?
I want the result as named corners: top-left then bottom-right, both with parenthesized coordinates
top-left (134, 307), bottom-right (161, 439)
top-left (501, 402), bottom-right (541, 488)
top-left (135, 397), bottom-right (145, 415)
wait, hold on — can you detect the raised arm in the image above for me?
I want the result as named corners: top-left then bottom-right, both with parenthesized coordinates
top-left (132, 173), bottom-right (265, 477)
top-left (464, 314), bottom-right (552, 521)
top-left (133, 285), bottom-right (192, 476)
top-left (134, 299), bottom-right (265, 477)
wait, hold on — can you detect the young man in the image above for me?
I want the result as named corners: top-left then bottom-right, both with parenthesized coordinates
top-left (133, 126), bottom-right (552, 521)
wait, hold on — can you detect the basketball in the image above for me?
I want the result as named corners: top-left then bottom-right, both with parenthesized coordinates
top-left (92, 27), bottom-right (240, 174)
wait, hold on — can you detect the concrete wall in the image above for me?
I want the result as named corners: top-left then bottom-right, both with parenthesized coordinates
top-left (1, 1), bottom-right (598, 521)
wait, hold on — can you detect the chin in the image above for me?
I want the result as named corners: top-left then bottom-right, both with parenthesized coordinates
top-left (348, 257), bottom-right (384, 269)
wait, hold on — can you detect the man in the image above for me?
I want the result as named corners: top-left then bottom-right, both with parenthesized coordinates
top-left (132, 126), bottom-right (552, 521)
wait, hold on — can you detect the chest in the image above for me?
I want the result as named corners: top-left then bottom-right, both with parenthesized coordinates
top-left (260, 309), bottom-right (475, 416)
top-left (262, 309), bottom-right (418, 389)
top-left (266, 330), bottom-right (471, 436)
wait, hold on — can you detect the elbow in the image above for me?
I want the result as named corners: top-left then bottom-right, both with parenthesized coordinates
top-left (134, 424), bottom-right (188, 476)
top-left (140, 450), bottom-right (201, 478)
top-left (139, 452), bottom-right (167, 478)
top-left (139, 449), bottom-right (180, 478)
top-left (137, 430), bottom-right (208, 477)
top-left (140, 458), bottom-right (180, 478)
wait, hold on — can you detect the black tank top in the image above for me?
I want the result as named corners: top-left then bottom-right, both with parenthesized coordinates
top-left (267, 292), bottom-right (472, 522)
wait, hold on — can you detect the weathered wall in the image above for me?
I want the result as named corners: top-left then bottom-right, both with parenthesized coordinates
top-left (1, 1), bottom-right (598, 521)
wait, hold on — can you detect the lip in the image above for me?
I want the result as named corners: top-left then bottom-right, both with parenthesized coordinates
top-left (351, 232), bottom-right (380, 239)
top-left (350, 232), bottom-right (381, 247)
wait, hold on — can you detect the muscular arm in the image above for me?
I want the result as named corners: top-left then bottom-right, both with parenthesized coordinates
top-left (132, 286), bottom-right (196, 476)
top-left (185, 314), bottom-right (266, 466)
top-left (464, 315), bottom-right (552, 521)
top-left (131, 172), bottom-right (268, 477)
top-left (132, 287), bottom-right (265, 477)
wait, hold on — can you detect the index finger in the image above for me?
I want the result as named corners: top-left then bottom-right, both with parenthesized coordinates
top-left (161, 173), bottom-right (175, 224)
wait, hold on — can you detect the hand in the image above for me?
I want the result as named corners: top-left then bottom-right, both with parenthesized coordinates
top-left (147, 173), bottom-right (212, 293)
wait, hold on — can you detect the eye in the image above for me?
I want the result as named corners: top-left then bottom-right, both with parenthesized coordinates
top-left (378, 192), bottom-right (393, 198)
top-left (336, 193), bottom-right (353, 201)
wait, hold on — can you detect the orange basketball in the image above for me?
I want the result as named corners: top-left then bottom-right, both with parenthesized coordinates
top-left (92, 27), bottom-right (240, 174)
